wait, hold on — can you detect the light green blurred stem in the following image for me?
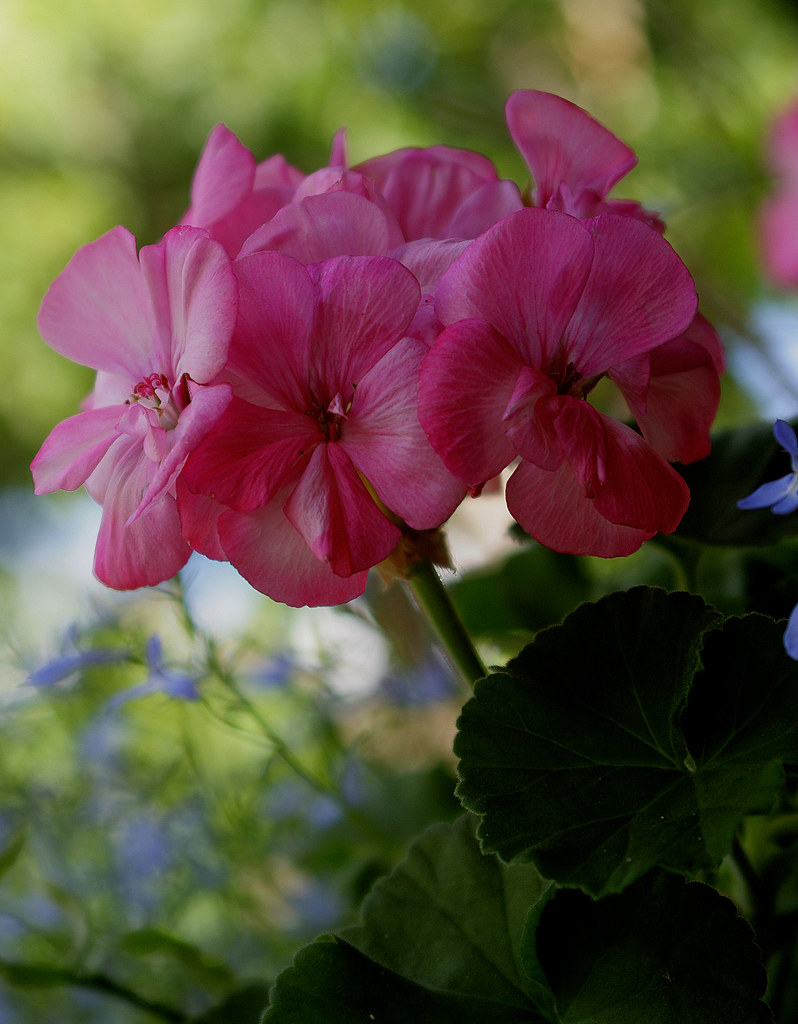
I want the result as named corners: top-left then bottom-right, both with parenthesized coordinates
top-left (406, 558), bottom-right (486, 686)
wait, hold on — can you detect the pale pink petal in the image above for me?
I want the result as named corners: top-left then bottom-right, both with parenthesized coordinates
top-left (254, 153), bottom-right (306, 190)
top-left (328, 127), bottom-right (349, 168)
top-left (308, 256), bottom-right (420, 396)
top-left (506, 90), bottom-right (636, 206)
top-left (126, 383), bottom-right (234, 524)
top-left (554, 400), bottom-right (690, 534)
top-left (31, 406), bottom-right (121, 494)
top-left (767, 104), bottom-right (798, 178)
top-left (185, 124), bottom-right (256, 228)
top-left (284, 444), bottom-right (401, 577)
top-left (418, 319), bottom-right (522, 487)
top-left (239, 192), bottom-right (392, 262)
top-left (229, 252), bottom-right (314, 409)
top-left (447, 180), bottom-right (524, 239)
top-left (37, 226), bottom-right (156, 378)
top-left (181, 397), bottom-right (316, 510)
top-left (93, 442), bottom-right (191, 589)
top-left (341, 336), bottom-right (466, 528)
top-left (566, 215), bottom-right (697, 376)
top-left (760, 189), bottom-right (798, 286)
top-left (506, 457), bottom-right (654, 558)
top-left (435, 208), bottom-right (594, 367)
top-left (390, 238), bottom-right (471, 294)
top-left (138, 226), bottom-right (237, 383)
top-left (218, 499), bottom-right (368, 607)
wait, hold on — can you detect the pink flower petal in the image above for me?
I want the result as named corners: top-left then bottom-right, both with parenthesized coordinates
top-left (93, 441), bottom-right (191, 589)
top-left (31, 406), bottom-right (121, 494)
top-left (506, 90), bottom-right (636, 206)
top-left (553, 400), bottom-right (690, 534)
top-left (389, 238), bottom-right (471, 294)
top-left (181, 397), bottom-right (316, 510)
top-left (127, 383), bottom-right (234, 525)
top-left (419, 319), bottom-right (523, 487)
top-left (506, 457), bottom-right (654, 558)
top-left (447, 180), bottom-right (523, 239)
top-left (37, 226), bottom-right (156, 378)
top-left (357, 145), bottom-right (500, 240)
top-left (435, 208), bottom-right (594, 368)
top-left (239, 192), bottom-right (392, 262)
top-left (502, 367), bottom-right (562, 471)
top-left (284, 444), bottom-right (401, 577)
top-left (760, 188), bottom-right (798, 286)
top-left (185, 124), bottom-right (256, 228)
top-left (308, 255), bottom-right (420, 397)
top-left (138, 226), bottom-right (237, 383)
top-left (218, 499), bottom-right (368, 607)
top-left (341, 336), bottom-right (466, 528)
top-left (176, 477), bottom-right (227, 560)
top-left (616, 318), bottom-right (722, 464)
top-left (566, 215), bottom-right (697, 375)
top-left (229, 252), bottom-right (315, 409)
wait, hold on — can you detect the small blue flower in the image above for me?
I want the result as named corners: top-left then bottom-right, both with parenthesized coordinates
top-left (27, 625), bottom-right (128, 688)
top-left (106, 635), bottom-right (200, 709)
top-left (738, 420), bottom-right (798, 514)
top-left (738, 419), bottom-right (798, 659)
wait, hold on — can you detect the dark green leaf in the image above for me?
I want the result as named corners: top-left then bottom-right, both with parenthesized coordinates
top-left (263, 934), bottom-right (543, 1023)
top-left (676, 419), bottom-right (798, 547)
top-left (344, 815), bottom-right (552, 1010)
top-left (523, 870), bottom-right (772, 1023)
top-left (456, 587), bottom-right (798, 895)
top-left (0, 829), bottom-right (25, 882)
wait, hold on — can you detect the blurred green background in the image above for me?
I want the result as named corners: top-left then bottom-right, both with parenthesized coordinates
top-left (3, 0), bottom-right (798, 1020)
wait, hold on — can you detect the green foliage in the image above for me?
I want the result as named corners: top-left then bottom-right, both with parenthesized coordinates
top-left (456, 588), bottom-right (798, 896)
top-left (264, 819), bottom-right (772, 1023)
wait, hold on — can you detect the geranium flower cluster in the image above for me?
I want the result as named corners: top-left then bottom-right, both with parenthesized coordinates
top-left (32, 91), bottom-right (724, 606)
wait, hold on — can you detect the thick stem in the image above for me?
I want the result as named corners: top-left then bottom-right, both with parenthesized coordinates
top-left (405, 559), bottom-right (486, 686)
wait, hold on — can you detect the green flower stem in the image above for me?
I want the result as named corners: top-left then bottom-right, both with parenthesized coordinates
top-left (406, 558), bottom-right (486, 686)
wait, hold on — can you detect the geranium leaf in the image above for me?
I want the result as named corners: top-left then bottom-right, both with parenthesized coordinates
top-left (522, 870), bottom-right (772, 1023)
top-left (264, 817), bottom-right (551, 1022)
top-left (455, 587), bottom-right (798, 896)
top-left (263, 934), bottom-right (544, 1023)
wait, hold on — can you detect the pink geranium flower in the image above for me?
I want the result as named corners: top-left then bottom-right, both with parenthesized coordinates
top-left (419, 207), bottom-right (703, 557)
top-left (179, 252), bottom-right (466, 607)
top-left (759, 102), bottom-right (798, 286)
top-left (31, 225), bottom-right (237, 588)
top-left (506, 90), bottom-right (665, 232)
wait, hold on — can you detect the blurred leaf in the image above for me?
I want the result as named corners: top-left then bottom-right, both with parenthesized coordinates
top-left (119, 928), bottom-right (234, 991)
top-left (0, 829), bottom-right (25, 882)
top-left (456, 588), bottom-right (798, 896)
top-left (189, 983), bottom-right (271, 1024)
top-left (450, 547), bottom-right (592, 638)
top-left (675, 420), bottom-right (798, 547)
top-left (523, 870), bottom-right (772, 1024)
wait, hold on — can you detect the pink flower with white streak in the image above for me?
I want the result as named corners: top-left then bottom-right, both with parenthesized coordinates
top-left (31, 225), bottom-right (237, 589)
top-left (179, 252), bottom-right (466, 607)
top-left (419, 207), bottom-right (704, 557)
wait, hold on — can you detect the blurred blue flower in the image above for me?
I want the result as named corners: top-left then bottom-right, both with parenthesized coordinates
top-left (738, 419), bottom-right (798, 657)
top-left (106, 635), bottom-right (200, 709)
top-left (27, 625), bottom-right (128, 687)
top-left (249, 651), bottom-right (297, 689)
top-left (378, 653), bottom-right (458, 706)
